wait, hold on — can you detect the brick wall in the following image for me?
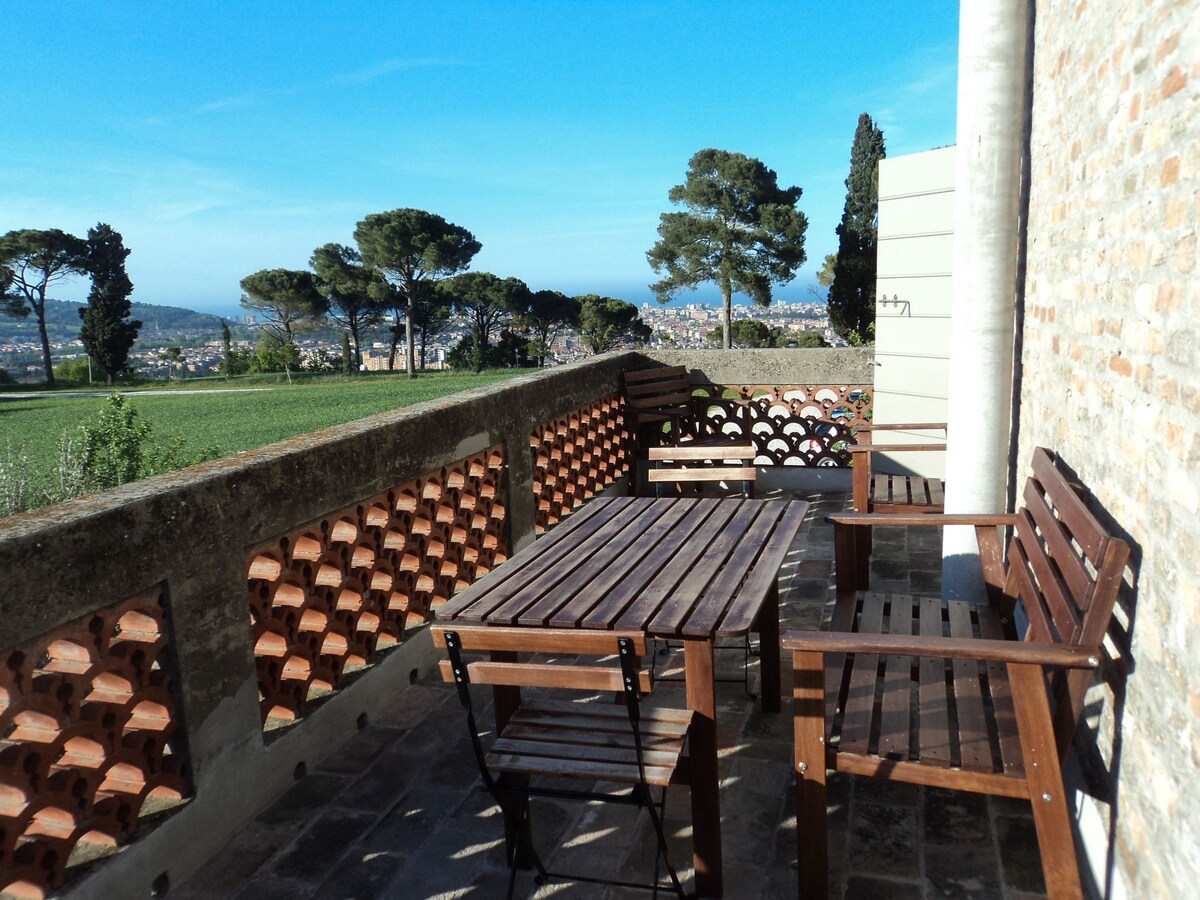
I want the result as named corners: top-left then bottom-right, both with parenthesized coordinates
top-left (1018, 1), bottom-right (1199, 894)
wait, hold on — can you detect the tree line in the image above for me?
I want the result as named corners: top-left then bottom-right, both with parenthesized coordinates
top-left (237, 208), bottom-right (651, 380)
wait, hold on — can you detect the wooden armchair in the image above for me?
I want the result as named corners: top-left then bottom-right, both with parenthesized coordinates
top-left (783, 448), bottom-right (1129, 899)
top-left (431, 625), bottom-right (692, 898)
top-left (848, 422), bottom-right (947, 588)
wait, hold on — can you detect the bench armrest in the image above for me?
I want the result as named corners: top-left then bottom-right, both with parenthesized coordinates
top-left (781, 630), bottom-right (1101, 668)
top-left (827, 512), bottom-right (1019, 528)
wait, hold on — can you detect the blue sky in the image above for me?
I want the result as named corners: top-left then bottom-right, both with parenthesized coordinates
top-left (1, 1), bottom-right (959, 317)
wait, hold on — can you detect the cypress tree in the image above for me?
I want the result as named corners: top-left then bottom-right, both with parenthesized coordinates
top-left (828, 114), bottom-right (886, 344)
top-left (79, 223), bottom-right (140, 384)
top-left (221, 320), bottom-right (233, 380)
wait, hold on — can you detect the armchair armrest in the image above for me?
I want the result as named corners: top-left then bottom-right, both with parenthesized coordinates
top-left (781, 630), bottom-right (1101, 668)
top-left (827, 512), bottom-right (1019, 528)
top-left (856, 422), bottom-right (947, 432)
top-left (847, 443), bottom-right (947, 455)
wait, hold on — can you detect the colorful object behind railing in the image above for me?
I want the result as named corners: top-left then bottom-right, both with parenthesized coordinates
top-left (690, 384), bottom-right (871, 466)
top-left (530, 393), bottom-right (631, 533)
top-left (0, 586), bottom-right (189, 899)
top-left (246, 446), bottom-right (509, 728)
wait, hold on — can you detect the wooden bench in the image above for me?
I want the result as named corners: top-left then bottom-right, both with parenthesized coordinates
top-left (783, 447), bottom-right (1129, 899)
top-left (430, 624), bottom-right (693, 897)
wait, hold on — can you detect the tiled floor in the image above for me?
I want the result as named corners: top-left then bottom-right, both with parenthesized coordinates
top-left (173, 491), bottom-right (1047, 899)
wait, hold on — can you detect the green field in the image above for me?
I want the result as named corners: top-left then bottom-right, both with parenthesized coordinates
top-left (1, 371), bottom-right (534, 504)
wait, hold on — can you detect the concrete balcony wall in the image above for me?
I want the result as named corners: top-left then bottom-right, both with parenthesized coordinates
top-left (0, 347), bottom-right (872, 896)
top-left (0, 353), bottom-right (633, 898)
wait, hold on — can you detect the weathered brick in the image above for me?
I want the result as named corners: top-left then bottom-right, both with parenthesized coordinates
top-left (1162, 64), bottom-right (1187, 98)
top-left (1161, 155), bottom-right (1181, 186)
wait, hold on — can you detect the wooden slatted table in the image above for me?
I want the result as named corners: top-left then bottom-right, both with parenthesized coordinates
top-left (436, 495), bottom-right (809, 898)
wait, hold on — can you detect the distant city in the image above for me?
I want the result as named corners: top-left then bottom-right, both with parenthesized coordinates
top-left (0, 298), bottom-right (838, 384)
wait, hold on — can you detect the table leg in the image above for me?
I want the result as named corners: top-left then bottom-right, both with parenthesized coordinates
top-left (685, 638), bottom-right (722, 898)
top-left (758, 579), bottom-right (781, 714)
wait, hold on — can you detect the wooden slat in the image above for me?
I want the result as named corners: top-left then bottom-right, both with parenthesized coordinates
top-left (1006, 529), bottom-right (1056, 642)
top-left (487, 751), bottom-right (677, 787)
top-left (848, 443), bottom-right (948, 454)
top-left (918, 596), bottom-right (951, 767)
top-left (431, 625), bottom-right (648, 656)
top-left (550, 498), bottom-right (709, 628)
top-left (827, 512), bottom-right (1019, 527)
top-left (856, 422), bottom-right (948, 433)
top-left (647, 500), bottom-right (764, 634)
top-left (572, 499), bottom-right (721, 629)
top-left (927, 478), bottom-right (945, 507)
top-left (622, 365), bottom-right (687, 386)
top-left (438, 659), bottom-right (651, 693)
top-left (1017, 506), bottom-right (1083, 643)
top-left (781, 629), bottom-right (1102, 667)
top-left (629, 388), bottom-right (694, 410)
top-left (876, 595), bottom-right (914, 760)
top-left (1023, 478), bottom-right (1093, 609)
top-left (537, 499), bottom-right (698, 627)
top-left (613, 499), bottom-right (742, 631)
top-left (648, 466), bottom-right (756, 483)
top-left (872, 473), bottom-right (892, 506)
top-left (486, 499), bottom-right (670, 624)
top-left (491, 737), bottom-right (684, 769)
top-left (833, 754), bottom-right (1029, 799)
top-left (503, 721), bottom-right (690, 749)
top-left (648, 443), bottom-right (754, 461)
top-left (516, 698), bottom-right (693, 732)
top-left (976, 605), bottom-right (1023, 776)
top-left (699, 501), bottom-right (808, 636)
top-left (946, 601), bottom-right (991, 771)
top-left (1029, 447), bottom-right (1107, 562)
top-left (436, 496), bottom-right (623, 620)
top-left (839, 594), bottom-right (885, 754)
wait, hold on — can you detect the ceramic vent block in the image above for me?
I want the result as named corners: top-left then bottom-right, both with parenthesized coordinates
top-left (529, 393), bottom-right (630, 533)
top-left (246, 445), bottom-right (510, 728)
top-left (0, 586), bottom-right (189, 899)
top-left (689, 384), bottom-right (871, 466)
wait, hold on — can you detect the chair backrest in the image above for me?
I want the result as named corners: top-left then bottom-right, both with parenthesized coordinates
top-left (1002, 447), bottom-right (1130, 752)
top-left (647, 443), bottom-right (757, 497)
top-left (622, 366), bottom-right (694, 423)
top-left (431, 625), bottom-right (652, 694)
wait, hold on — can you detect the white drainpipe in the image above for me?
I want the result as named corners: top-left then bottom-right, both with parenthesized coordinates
top-left (942, 0), bottom-right (1032, 599)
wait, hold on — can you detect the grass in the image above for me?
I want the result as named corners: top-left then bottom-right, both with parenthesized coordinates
top-left (1, 369), bottom-right (536, 487)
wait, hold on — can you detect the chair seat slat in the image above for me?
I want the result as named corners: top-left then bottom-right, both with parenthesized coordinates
top-left (918, 597), bottom-right (952, 767)
top-left (947, 601), bottom-right (992, 772)
top-left (876, 597), bottom-right (914, 760)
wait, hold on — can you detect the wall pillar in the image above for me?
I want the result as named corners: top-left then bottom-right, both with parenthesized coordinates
top-left (942, 0), bottom-right (1031, 598)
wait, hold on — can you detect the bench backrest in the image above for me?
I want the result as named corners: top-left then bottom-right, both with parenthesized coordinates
top-left (431, 625), bottom-right (652, 694)
top-left (622, 366), bottom-right (694, 421)
top-left (1003, 447), bottom-right (1130, 751)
